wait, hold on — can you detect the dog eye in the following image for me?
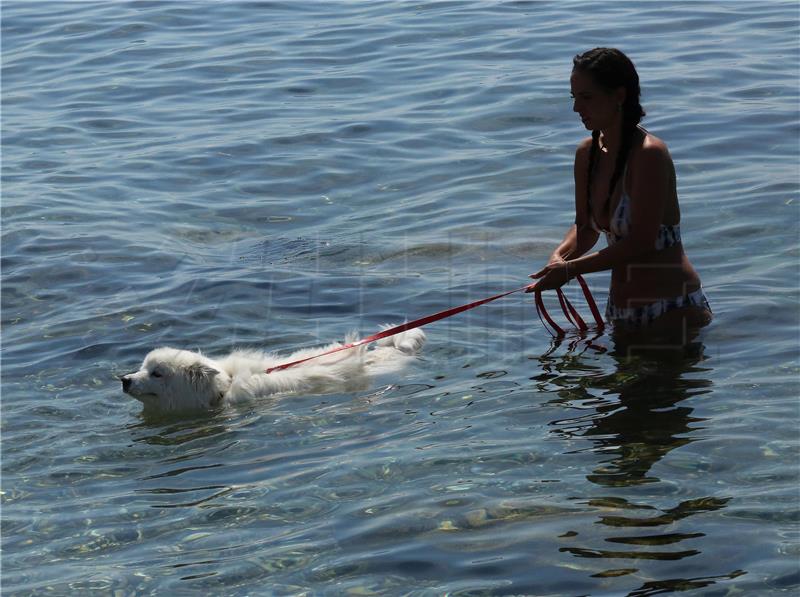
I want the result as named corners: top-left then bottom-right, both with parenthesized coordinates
top-left (151, 370), bottom-right (163, 378)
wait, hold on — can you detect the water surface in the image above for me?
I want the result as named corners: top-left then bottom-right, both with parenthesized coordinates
top-left (2, 1), bottom-right (799, 594)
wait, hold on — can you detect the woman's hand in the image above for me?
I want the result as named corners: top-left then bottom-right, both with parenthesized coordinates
top-left (526, 259), bottom-right (572, 292)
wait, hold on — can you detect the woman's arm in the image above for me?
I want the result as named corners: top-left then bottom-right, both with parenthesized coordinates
top-left (548, 223), bottom-right (599, 263)
top-left (542, 139), bottom-right (600, 265)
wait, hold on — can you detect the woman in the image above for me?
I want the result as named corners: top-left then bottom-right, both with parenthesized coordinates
top-left (530, 48), bottom-right (712, 333)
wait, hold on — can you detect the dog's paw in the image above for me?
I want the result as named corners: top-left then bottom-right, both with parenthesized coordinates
top-left (391, 328), bottom-right (426, 354)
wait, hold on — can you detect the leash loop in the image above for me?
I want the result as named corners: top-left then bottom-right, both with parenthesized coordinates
top-left (535, 274), bottom-right (604, 338)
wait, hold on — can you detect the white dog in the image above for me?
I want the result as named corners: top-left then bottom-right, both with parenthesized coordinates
top-left (120, 327), bottom-right (425, 412)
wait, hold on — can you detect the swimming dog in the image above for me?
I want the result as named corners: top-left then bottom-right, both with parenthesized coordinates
top-left (120, 327), bottom-right (425, 412)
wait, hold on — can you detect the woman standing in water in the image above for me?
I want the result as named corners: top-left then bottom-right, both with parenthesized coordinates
top-left (530, 48), bottom-right (712, 333)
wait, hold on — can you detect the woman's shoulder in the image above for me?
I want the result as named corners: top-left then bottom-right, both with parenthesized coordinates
top-left (576, 135), bottom-right (594, 153)
top-left (575, 136), bottom-right (594, 164)
top-left (635, 130), bottom-right (673, 167)
top-left (639, 130), bottom-right (671, 156)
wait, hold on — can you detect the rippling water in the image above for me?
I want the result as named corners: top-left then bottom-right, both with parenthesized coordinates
top-left (3, 1), bottom-right (799, 595)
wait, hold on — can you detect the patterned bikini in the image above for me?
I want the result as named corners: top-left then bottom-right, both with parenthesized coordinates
top-left (590, 164), bottom-right (711, 328)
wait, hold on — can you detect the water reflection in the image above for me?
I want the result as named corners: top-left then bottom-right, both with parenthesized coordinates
top-left (536, 331), bottom-right (743, 590)
top-left (541, 331), bottom-right (713, 486)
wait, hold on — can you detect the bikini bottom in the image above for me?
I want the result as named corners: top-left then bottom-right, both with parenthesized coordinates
top-left (605, 287), bottom-right (711, 328)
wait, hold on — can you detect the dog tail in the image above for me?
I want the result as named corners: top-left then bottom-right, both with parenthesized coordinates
top-left (374, 325), bottom-right (426, 355)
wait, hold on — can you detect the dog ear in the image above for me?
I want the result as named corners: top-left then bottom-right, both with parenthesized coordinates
top-left (187, 363), bottom-right (220, 388)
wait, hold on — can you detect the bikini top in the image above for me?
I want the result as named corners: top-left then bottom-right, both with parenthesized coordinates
top-left (588, 162), bottom-right (682, 251)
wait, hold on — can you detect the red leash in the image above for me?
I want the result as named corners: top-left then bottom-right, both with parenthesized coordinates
top-left (534, 274), bottom-right (605, 337)
top-left (266, 275), bottom-right (603, 374)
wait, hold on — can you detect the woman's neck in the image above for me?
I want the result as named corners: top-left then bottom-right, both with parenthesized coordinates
top-left (599, 121), bottom-right (624, 154)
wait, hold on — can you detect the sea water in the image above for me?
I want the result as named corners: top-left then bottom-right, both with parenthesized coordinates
top-left (2, 1), bottom-right (799, 594)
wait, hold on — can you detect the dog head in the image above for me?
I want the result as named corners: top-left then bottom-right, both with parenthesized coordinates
top-left (120, 347), bottom-right (231, 411)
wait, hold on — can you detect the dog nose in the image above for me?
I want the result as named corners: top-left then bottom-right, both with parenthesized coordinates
top-left (120, 375), bottom-right (132, 393)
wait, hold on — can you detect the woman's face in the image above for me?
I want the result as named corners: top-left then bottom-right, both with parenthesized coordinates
top-left (570, 69), bottom-right (624, 131)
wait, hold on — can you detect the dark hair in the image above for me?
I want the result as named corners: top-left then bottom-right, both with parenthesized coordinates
top-left (573, 48), bottom-right (646, 219)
